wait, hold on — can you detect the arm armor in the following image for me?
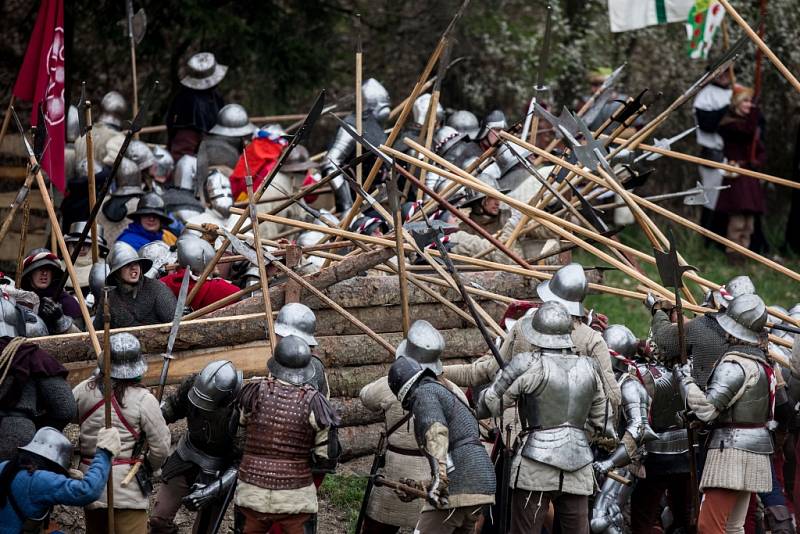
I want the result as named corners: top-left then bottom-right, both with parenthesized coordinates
top-left (480, 352), bottom-right (533, 418)
top-left (591, 475), bottom-right (632, 534)
top-left (323, 127), bottom-right (356, 190)
top-left (182, 466), bottom-right (238, 511)
top-left (705, 361), bottom-right (747, 414)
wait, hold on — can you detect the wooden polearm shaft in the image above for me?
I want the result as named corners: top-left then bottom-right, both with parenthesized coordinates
top-left (717, 0), bottom-right (800, 94)
top-left (246, 173), bottom-right (277, 353)
top-left (606, 136), bottom-right (800, 190)
top-left (14, 197), bottom-right (30, 288)
top-left (0, 95), bottom-right (16, 156)
top-left (355, 13), bottom-right (363, 185)
top-left (102, 289), bottom-right (115, 533)
top-left (85, 101), bottom-right (100, 262)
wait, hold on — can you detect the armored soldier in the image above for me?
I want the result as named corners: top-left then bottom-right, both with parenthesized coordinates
top-left (73, 333), bottom-right (171, 534)
top-left (0, 278), bottom-right (50, 339)
top-left (150, 360), bottom-right (243, 534)
top-left (0, 324), bottom-right (75, 460)
top-left (98, 157), bottom-right (145, 245)
top-left (388, 355), bottom-right (495, 534)
top-left (359, 320), bottom-right (471, 533)
top-left (185, 168), bottom-right (237, 230)
top-left (139, 241), bottom-right (176, 280)
top-left (235, 335), bottom-right (338, 533)
top-left (396, 93), bottom-right (445, 158)
top-left (161, 155), bottom-right (205, 225)
top-left (64, 221), bottom-right (110, 300)
top-left (323, 78), bottom-right (391, 213)
top-left (676, 294), bottom-right (774, 533)
top-left (650, 274), bottom-right (755, 388)
top-left (0, 426), bottom-right (120, 532)
top-left (93, 242), bottom-right (178, 329)
top-left (149, 145), bottom-right (176, 191)
top-left (591, 325), bottom-right (657, 534)
top-left (20, 249), bottom-right (81, 334)
top-left (74, 90), bottom-right (128, 165)
top-left (117, 192), bottom-right (178, 249)
top-left (160, 236), bottom-right (240, 311)
top-left (478, 301), bottom-right (609, 534)
top-left (195, 103), bottom-right (257, 183)
top-left (166, 52), bottom-right (227, 160)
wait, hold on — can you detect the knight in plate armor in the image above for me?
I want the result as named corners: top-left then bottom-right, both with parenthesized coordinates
top-left (149, 360), bottom-right (243, 534)
top-left (677, 294), bottom-right (775, 532)
top-left (591, 325), bottom-right (657, 534)
top-left (322, 78), bottom-right (391, 213)
top-left (388, 355), bottom-right (495, 534)
top-left (235, 336), bottom-right (339, 534)
top-left (478, 301), bottom-right (609, 534)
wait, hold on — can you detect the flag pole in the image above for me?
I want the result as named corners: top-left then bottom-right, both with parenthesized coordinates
top-left (0, 95), bottom-right (16, 155)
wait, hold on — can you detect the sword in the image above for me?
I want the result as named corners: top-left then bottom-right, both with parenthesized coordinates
top-left (121, 267), bottom-right (191, 488)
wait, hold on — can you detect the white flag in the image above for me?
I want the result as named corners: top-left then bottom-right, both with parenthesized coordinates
top-left (608, 0), bottom-right (695, 32)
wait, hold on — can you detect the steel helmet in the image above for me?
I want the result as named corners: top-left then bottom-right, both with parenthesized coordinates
top-left (108, 241), bottom-right (153, 280)
top-left (268, 335), bottom-right (315, 386)
top-left (433, 126), bottom-right (467, 156)
top-left (521, 300), bottom-right (574, 350)
top-left (394, 320), bottom-right (445, 375)
top-left (67, 105), bottom-right (80, 143)
top-left (536, 263), bottom-right (587, 317)
top-left (362, 78), bottom-right (391, 123)
top-left (111, 157), bottom-right (144, 198)
top-left (151, 145), bottom-right (175, 179)
top-left (715, 293), bottom-right (768, 344)
top-left (713, 275), bottom-right (756, 309)
top-left (388, 356), bottom-right (432, 404)
top-left (176, 235), bottom-right (215, 275)
top-left (100, 332), bottom-right (147, 379)
top-left (98, 91), bottom-right (128, 129)
top-left (18, 427), bottom-right (73, 474)
top-left (603, 324), bottom-right (638, 359)
top-left (188, 360), bottom-right (243, 411)
top-left (275, 303), bottom-right (318, 346)
top-left (204, 169), bottom-right (233, 217)
top-left (125, 140), bottom-right (156, 171)
top-left (447, 110), bottom-right (480, 140)
top-left (210, 104), bottom-right (257, 138)
top-left (412, 93), bottom-right (444, 127)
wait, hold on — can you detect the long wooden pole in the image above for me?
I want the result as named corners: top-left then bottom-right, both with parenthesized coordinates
top-left (355, 13), bottom-right (363, 186)
top-left (0, 95), bottom-right (15, 155)
top-left (607, 136), bottom-right (800, 190)
top-left (717, 0), bottom-right (800, 94)
top-left (14, 198), bottom-right (30, 288)
top-left (246, 175), bottom-right (277, 353)
top-left (102, 290), bottom-right (115, 533)
top-left (85, 101), bottom-right (100, 262)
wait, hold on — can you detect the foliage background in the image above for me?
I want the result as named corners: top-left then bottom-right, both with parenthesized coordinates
top-left (1, 0), bottom-right (798, 251)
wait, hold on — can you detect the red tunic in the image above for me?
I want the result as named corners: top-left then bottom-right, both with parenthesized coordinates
top-left (159, 268), bottom-right (240, 310)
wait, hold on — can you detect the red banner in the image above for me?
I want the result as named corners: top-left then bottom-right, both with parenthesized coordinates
top-left (13, 0), bottom-right (65, 192)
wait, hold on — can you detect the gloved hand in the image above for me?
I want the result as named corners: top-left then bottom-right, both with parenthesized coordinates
top-left (593, 459), bottom-right (614, 476)
top-left (96, 427), bottom-right (121, 457)
top-left (426, 465), bottom-right (449, 508)
top-left (394, 478), bottom-right (425, 503)
top-left (674, 362), bottom-right (693, 383)
top-left (183, 481), bottom-right (217, 511)
top-left (68, 468), bottom-right (85, 480)
top-left (38, 296), bottom-right (64, 327)
top-left (644, 293), bottom-right (673, 316)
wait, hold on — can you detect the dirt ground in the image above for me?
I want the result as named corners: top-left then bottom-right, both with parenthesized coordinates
top-left (51, 422), bottom-right (373, 533)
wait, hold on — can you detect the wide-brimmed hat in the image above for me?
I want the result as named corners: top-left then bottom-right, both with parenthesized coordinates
top-left (180, 52), bottom-right (228, 90)
top-left (128, 192), bottom-right (173, 225)
top-left (209, 104), bottom-right (257, 138)
top-left (520, 301), bottom-right (574, 350)
top-left (395, 320), bottom-right (445, 375)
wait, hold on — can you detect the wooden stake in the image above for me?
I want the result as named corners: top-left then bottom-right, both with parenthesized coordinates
top-left (717, 0), bottom-right (800, 94)
top-left (355, 13), bottom-right (363, 185)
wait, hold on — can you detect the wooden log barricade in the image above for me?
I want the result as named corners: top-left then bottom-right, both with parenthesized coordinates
top-left (48, 271), bottom-right (538, 459)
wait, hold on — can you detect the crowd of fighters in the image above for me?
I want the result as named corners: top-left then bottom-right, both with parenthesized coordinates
top-left (0, 50), bottom-right (797, 533)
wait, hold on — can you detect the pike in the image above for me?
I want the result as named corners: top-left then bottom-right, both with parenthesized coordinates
top-left (521, 3), bottom-right (553, 143)
top-left (581, 63), bottom-right (626, 127)
top-left (592, 182), bottom-right (729, 210)
top-left (187, 90), bottom-right (325, 306)
top-left (102, 289), bottom-right (115, 534)
top-left (124, 0), bottom-right (147, 117)
top-left (652, 228), bottom-right (700, 529)
top-left (54, 80), bottom-right (159, 295)
top-left (121, 267), bottom-right (191, 488)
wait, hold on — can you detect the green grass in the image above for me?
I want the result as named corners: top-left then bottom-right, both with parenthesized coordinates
top-left (579, 226), bottom-right (800, 337)
top-left (319, 473), bottom-right (368, 534)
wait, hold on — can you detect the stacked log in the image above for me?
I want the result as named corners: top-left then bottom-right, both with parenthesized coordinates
top-left (48, 271), bottom-right (538, 459)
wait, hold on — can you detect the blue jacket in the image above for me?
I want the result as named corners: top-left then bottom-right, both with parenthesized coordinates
top-left (117, 222), bottom-right (165, 250)
top-left (0, 451), bottom-right (111, 533)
